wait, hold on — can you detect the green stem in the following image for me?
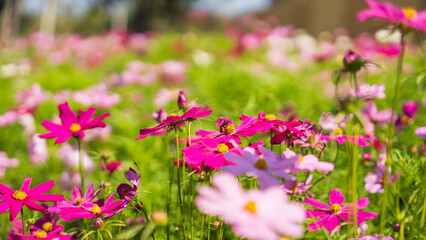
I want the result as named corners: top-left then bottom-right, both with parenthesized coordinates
top-left (164, 135), bottom-right (171, 240)
top-left (380, 29), bottom-right (407, 240)
top-left (188, 123), bottom-right (194, 240)
top-left (175, 129), bottom-right (186, 239)
top-left (21, 208), bottom-right (25, 235)
top-left (77, 137), bottom-right (85, 193)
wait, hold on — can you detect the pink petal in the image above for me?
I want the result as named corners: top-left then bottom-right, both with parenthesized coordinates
top-left (78, 108), bottom-right (96, 124)
top-left (307, 215), bottom-right (330, 231)
top-left (0, 182), bottom-right (14, 195)
top-left (324, 214), bottom-right (341, 232)
top-left (342, 198), bottom-right (369, 211)
top-left (306, 209), bottom-right (329, 218)
top-left (0, 200), bottom-right (12, 214)
top-left (305, 197), bottom-right (331, 210)
top-left (53, 132), bottom-right (73, 144)
top-left (24, 199), bottom-right (46, 213)
top-left (27, 180), bottom-right (55, 196)
top-left (58, 102), bottom-right (78, 126)
top-left (19, 177), bottom-right (32, 192)
top-left (9, 200), bottom-right (23, 221)
top-left (71, 187), bottom-right (82, 201)
top-left (30, 194), bottom-right (63, 202)
top-left (329, 189), bottom-right (344, 205)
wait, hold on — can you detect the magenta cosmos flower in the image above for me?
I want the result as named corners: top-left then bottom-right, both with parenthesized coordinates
top-left (0, 177), bottom-right (63, 221)
top-left (196, 173), bottom-right (305, 239)
top-left (8, 231), bottom-right (77, 240)
top-left (357, 0), bottom-right (426, 32)
top-left (320, 128), bottom-right (375, 147)
top-left (196, 117), bottom-right (259, 143)
top-left (136, 106), bottom-right (212, 140)
top-left (40, 102), bottom-right (110, 144)
top-left (305, 189), bottom-right (378, 232)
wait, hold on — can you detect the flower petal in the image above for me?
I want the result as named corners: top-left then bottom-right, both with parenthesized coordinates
top-left (24, 199), bottom-right (47, 213)
top-left (10, 200), bottom-right (23, 221)
top-left (19, 177), bottom-right (32, 192)
top-left (324, 214), bottom-right (341, 232)
top-left (307, 215), bottom-right (329, 231)
top-left (305, 197), bottom-right (331, 210)
top-left (306, 209), bottom-right (329, 218)
top-left (30, 194), bottom-right (64, 202)
top-left (0, 200), bottom-right (12, 214)
top-left (329, 189), bottom-right (344, 205)
top-left (0, 182), bottom-right (14, 195)
top-left (27, 180), bottom-right (55, 196)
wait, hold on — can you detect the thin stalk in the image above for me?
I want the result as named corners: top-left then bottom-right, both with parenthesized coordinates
top-left (175, 129), bottom-right (186, 239)
top-left (420, 160), bottom-right (426, 234)
top-left (77, 137), bottom-right (85, 193)
top-left (187, 123), bottom-right (194, 240)
top-left (351, 124), bottom-right (359, 239)
top-left (164, 135), bottom-right (171, 240)
top-left (380, 30), bottom-right (407, 240)
top-left (21, 209), bottom-right (25, 235)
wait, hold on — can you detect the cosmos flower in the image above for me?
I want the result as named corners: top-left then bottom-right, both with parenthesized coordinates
top-left (196, 173), bottom-right (306, 240)
top-left (196, 117), bottom-right (259, 143)
top-left (284, 174), bottom-right (313, 196)
top-left (28, 135), bottom-right (49, 165)
top-left (136, 106), bottom-right (212, 140)
top-left (0, 177), bottom-right (63, 221)
top-left (32, 213), bottom-right (65, 235)
top-left (40, 102), bottom-right (110, 144)
top-left (364, 164), bottom-right (400, 194)
top-left (415, 126), bottom-right (426, 140)
top-left (320, 128), bottom-right (375, 147)
top-left (49, 184), bottom-right (103, 213)
top-left (112, 162), bottom-right (141, 217)
top-left (281, 148), bottom-right (334, 174)
top-left (357, 0), bottom-right (426, 32)
top-left (350, 84), bottom-right (385, 100)
top-left (8, 232), bottom-right (77, 240)
top-left (305, 189), bottom-right (378, 232)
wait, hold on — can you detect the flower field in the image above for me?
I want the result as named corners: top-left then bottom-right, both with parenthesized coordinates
top-left (0, 1), bottom-right (425, 239)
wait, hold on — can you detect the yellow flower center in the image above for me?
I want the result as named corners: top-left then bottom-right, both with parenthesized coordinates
top-left (42, 222), bottom-right (53, 232)
top-left (331, 204), bottom-right (342, 214)
top-left (76, 197), bottom-right (84, 204)
top-left (244, 201), bottom-right (256, 214)
top-left (298, 156), bottom-right (304, 162)
top-left (167, 113), bottom-right (178, 117)
top-left (402, 7), bottom-right (417, 20)
top-left (308, 134), bottom-right (317, 145)
top-left (69, 123), bottom-right (81, 132)
top-left (254, 159), bottom-right (268, 169)
top-left (224, 125), bottom-right (235, 134)
top-left (379, 178), bottom-right (384, 184)
top-left (289, 185), bottom-right (299, 191)
top-left (334, 128), bottom-right (343, 136)
top-left (401, 115), bottom-right (409, 123)
top-left (34, 230), bottom-right (47, 238)
top-left (12, 190), bottom-right (27, 200)
top-left (265, 114), bottom-right (276, 120)
top-left (216, 143), bottom-right (229, 153)
top-left (91, 205), bottom-right (102, 214)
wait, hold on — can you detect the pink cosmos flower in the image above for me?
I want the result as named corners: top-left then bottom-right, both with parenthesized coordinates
top-left (281, 148), bottom-right (334, 174)
top-left (318, 112), bottom-right (351, 131)
top-left (136, 106), bottom-right (212, 140)
top-left (32, 213), bottom-right (65, 235)
top-left (196, 173), bottom-right (306, 239)
top-left (28, 135), bottom-right (49, 165)
top-left (152, 109), bottom-right (168, 123)
top-left (223, 147), bottom-right (295, 188)
top-left (8, 232), bottom-right (77, 240)
top-left (356, 234), bottom-right (393, 240)
top-left (364, 164), bottom-right (400, 194)
top-left (0, 152), bottom-right (19, 178)
top-left (0, 177), bottom-right (63, 221)
top-left (59, 193), bottom-right (124, 221)
top-left (357, 0), bottom-right (426, 32)
top-left (362, 101), bottom-right (392, 126)
top-left (158, 60), bottom-right (187, 85)
top-left (0, 110), bottom-right (19, 127)
top-left (49, 184), bottom-right (103, 213)
top-left (284, 174), bottom-right (313, 196)
top-left (196, 117), bottom-right (258, 143)
top-left (402, 100), bottom-right (418, 118)
top-left (350, 84), bottom-right (385, 100)
top-left (15, 83), bottom-right (49, 111)
top-left (320, 128), bottom-right (375, 147)
top-left (305, 189), bottom-right (378, 232)
top-left (113, 162), bottom-right (141, 216)
top-left (415, 126), bottom-right (426, 140)
top-left (40, 102), bottom-right (110, 144)
top-left (72, 84), bottom-right (120, 109)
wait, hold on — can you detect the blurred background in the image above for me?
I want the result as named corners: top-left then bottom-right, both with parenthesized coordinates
top-left (1, 0), bottom-right (425, 43)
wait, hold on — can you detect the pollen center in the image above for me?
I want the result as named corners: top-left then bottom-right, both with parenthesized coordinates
top-left (69, 123), bottom-right (81, 132)
top-left (402, 7), bottom-right (417, 20)
top-left (167, 113), bottom-right (178, 117)
top-left (224, 125), bottom-right (235, 134)
top-left (216, 143), bottom-right (229, 153)
top-left (379, 178), bottom-right (384, 184)
top-left (91, 205), bottom-right (102, 214)
top-left (42, 222), bottom-right (53, 232)
top-left (34, 230), bottom-right (47, 238)
top-left (12, 190), bottom-right (27, 200)
top-left (289, 185), bottom-right (299, 191)
top-left (334, 128), bottom-right (343, 136)
top-left (244, 201), bottom-right (256, 214)
top-left (298, 156), bottom-right (304, 162)
top-left (308, 134), bottom-right (317, 145)
top-left (400, 115), bottom-right (409, 123)
top-left (265, 114), bottom-right (276, 120)
top-left (331, 204), bottom-right (342, 214)
top-left (254, 159), bottom-right (268, 169)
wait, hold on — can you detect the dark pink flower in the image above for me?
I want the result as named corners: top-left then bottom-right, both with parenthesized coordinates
top-left (40, 102), bottom-right (110, 144)
top-left (0, 177), bottom-right (63, 221)
top-left (8, 232), bottom-right (77, 240)
top-left (357, 0), bottom-right (426, 32)
top-left (305, 189), bottom-right (378, 232)
top-left (320, 128), bottom-right (375, 147)
top-left (196, 117), bottom-right (258, 142)
top-left (32, 213), bottom-right (64, 235)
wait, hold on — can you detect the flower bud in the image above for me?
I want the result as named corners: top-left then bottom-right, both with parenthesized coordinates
top-left (342, 51), bottom-right (363, 73)
top-left (103, 182), bottom-right (111, 188)
top-left (94, 218), bottom-right (104, 229)
top-left (403, 101), bottom-right (418, 118)
top-left (362, 152), bottom-right (372, 161)
top-left (393, 222), bottom-right (401, 231)
top-left (151, 211), bottom-right (168, 226)
top-left (177, 91), bottom-right (189, 110)
top-left (27, 218), bottom-right (36, 225)
top-left (212, 221), bottom-right (221, 229)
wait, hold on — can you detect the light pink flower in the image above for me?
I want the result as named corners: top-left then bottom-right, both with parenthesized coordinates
top-left (15, 83), bottom-right (49, 110)
top-left (158, 60), bottom-right (187, 85)
top-left (350, 84), bottom-right (385, 100)
top-left (73, 84), bottom-right (120, 109)
top-left (281, 148), bottom-right (334, 174)
top-left (415, 126), bottom-right (426, 140)
top-left (28, 135), bottom-right (49, 165)
top-left (0, 152), bottom-right (19, 178)
top-left (0, 111), bottom-right (19, 127)
top-left (58, 143), bottom-right (94, 172)
top-left (362, 101), bottom-right (392, 126)
top-left (364, 163), bottom-right (399, 194)
top-left (196, 173), bottom-right (305, 239)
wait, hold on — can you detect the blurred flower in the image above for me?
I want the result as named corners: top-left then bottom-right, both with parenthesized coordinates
top-left (415, 126), bottom-right (426, 140)
top-left (158, 60), bottom-right (187, 85)
top-left (281, 148), bottom-right (335, 174)
top-left (73, 84), bottom-right (121, 109)
top-left (83, 125), bottom-right (112, 142)
top-left (402, 100), bottom-right (418, 118)
top-left (0, 152), bottom-right (19, 178)
top-left (364, 163), bottom-right (399, 193)
top-left (0, 111), bottom-right (19, 127)
top-left (350, 84), bottom-right (385, 100)
top-left (320, 128), bottom-right (375, 147)
top-left (40, 102), bottom-right (110, 144)
top-left (0, 177), bottom-right (63, 221)
top-left (357, 0), bottom-right (426, 32)
top-left (357, 234), bottom-right (393, 240)
top-left (28, 134), bottom-right (49, 165)
top-left (362, 101), bottom-right (392, 126)
top-left (59, 171), bottom-right (81, 190)
top-left (196, 173), bottom-right (305, 239)
top-left (362, 152), bottom-right (372, 161)
top-left (152, 109), bottom-right (168, 123)
top-left (15, 83), bottom-right (49, 111)
top-left (58, 143), bottom-right (94, 172)
top-left (100, 160), bottom-right (123, 175)
top-left (305, 189), bottom-right (377, 232)
top-left (284, 174), bottom-right (313, 196)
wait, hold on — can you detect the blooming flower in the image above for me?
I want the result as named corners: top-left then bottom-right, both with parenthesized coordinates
top-left (196, 173), bottom-right (306, 239)
top-left (59, 193), bottom-right (124, 221)
top-left (32, 213), bottom-right (65, 235)
top-left (223, 147), bottom-right (295, 188)
top-left (357, 0), bottom-right (426, 32)
top-left (415, 126), bottom-right (426, 140)
top-left (112, 162), bottom-right (141, 216)
top-left (136, 106), bottom-right (212, 140)
top-left (196, 117), bottom-right (258, 143)
top-left (40, 102), bottom-right (110, 144)
top-left (281, 148), bottom-right (334, 174)
top-left (284, 174), bottom-right (313, 196)
top-left (364, 164), bottom-right (400, 194)
top-left (305, 189), bottom-right (378, 232)
top-left (8, 232), bottom-right (77, 240)
top-left (49, 184), bottom-right (103, 213)
top-left (320, 128), bottom-right (375, 147)
top-left (0, 177), bottom-right (63, 221)
top-left (350, 84), bottom-right (385, 100)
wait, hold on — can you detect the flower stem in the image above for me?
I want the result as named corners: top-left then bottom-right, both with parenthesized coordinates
top-left (77, 137), bottom-right (85, 193)
top-left (175, 129), bottom-right (186, 239)
top-left (380, 29), bottom-right (407, 240)
top-left (187, 123), bottom-right (194, 240)
top-left (164, 135), bottom-right (172, 240)
top-left (21, 208), bottom-right (25, 235)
